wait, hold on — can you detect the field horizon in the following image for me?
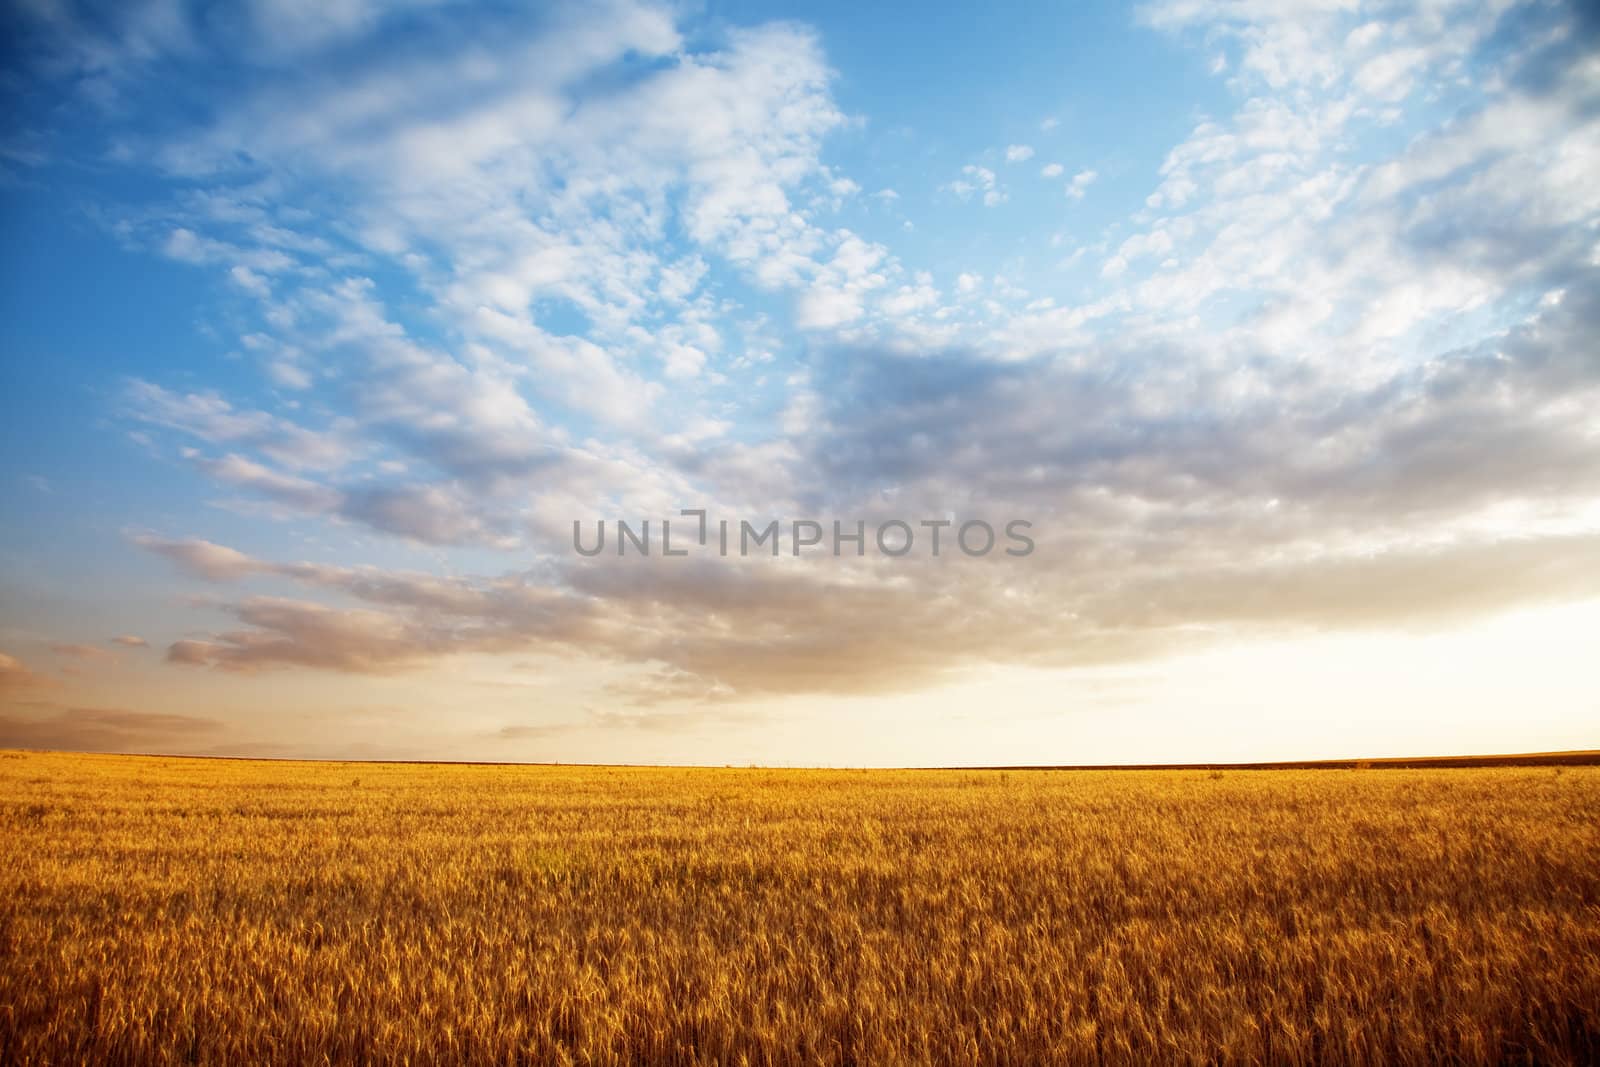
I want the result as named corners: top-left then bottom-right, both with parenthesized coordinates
top-left (4, 746), bottom-right (1598, 771)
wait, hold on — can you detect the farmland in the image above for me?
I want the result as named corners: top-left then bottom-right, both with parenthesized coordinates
top-left (1, 750), bottom-right (1597, 1065)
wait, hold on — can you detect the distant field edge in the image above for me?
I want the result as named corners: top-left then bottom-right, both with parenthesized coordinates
top-left (2, 748), bottom-right (1598, 770)
top-left (951, 750), bottom-right (1600, 770)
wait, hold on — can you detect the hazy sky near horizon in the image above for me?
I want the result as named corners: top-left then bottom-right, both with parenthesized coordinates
top-left (2, 0), bottom-right (1598, 764)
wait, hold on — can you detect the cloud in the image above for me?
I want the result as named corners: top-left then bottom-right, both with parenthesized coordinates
top-left (949, 165), bottom-right (1006, 206)
top-left (0, 653), bottom-right (53, 693)
top-left (1005, 144), bottom-right (1034, 162)
top-left (139, 522), bottom-right (1600, 708)
top-left (125, 381), bottom-right (350, 470)
top-left (791, 232), bottom-right (890, 330)
top-left (50, 644), bottom-right (117, 662)
top-left (1118, 0), bottom-right (1591, 348)
top-left (494, 722), bottom-right (578, 741)
top-left (165, 641), bottom-right (218, 666)
top-left (112, 635), bottom-right (150, 648)
top-left (341, 483), bottom-right (522, 548)
top-left (133, 535), bottom-right (265, 582)
top-left (139, 261), bottom-right (1600, 699)
top-left (589, 704), bottom-right (758, 732)
top-left (164, 597), bottom-right (446, 673)
top-left (80, 6), bottom-right (896, 556)
top-left (240, 0), bottom-right (454, 59)
top-left (795, 287), bottom-right (865, 330)
top-left (191, 453), bottom-right (344, 514)
top-left (0, 706), bottom-right (222, 753)
top-left (162, 228), bottom-right (296, 274)
top-left (1040, 163), bottom-right (1064, 178)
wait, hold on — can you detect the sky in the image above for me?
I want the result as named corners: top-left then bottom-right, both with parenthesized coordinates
top-left (1, 0), bottom-right (1597, 765)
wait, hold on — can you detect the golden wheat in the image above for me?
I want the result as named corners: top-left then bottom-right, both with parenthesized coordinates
top-left (1, 750), bottom-right (1596, 1065)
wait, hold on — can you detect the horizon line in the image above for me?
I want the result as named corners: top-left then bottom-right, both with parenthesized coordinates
top-left (5, 748), bottom-right (1597, 771)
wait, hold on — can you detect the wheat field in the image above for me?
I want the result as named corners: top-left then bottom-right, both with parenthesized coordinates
top-left (1, 750), bottom-right (1596, 1065)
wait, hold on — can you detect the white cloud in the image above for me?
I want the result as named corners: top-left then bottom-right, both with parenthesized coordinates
top-left (235, 0), bottom-right (472, 60)
top-left (229, 265), bottom-right (270, 297)
top-left (949, 164), bottom-right (1007, 206)
top-left (1005, 144), bottom-right (1035, 163)
top-left (827, 176), bottom-right (861, 199)
top-left (164, 228), bottom-right (295, 273)
top-left (94, 6), bottom-right (908, 549)
top-left (879, 278), bottom-right (940, 317)
top-left (657, 255), bottom-right (708, 304)
top-left (795, 286), bottom-right (863, 330)
top-left (125, 380), bottom-right (350, 469)
top-left (192, 452), bottom-right (344, 513)
top-left (1041, 162), bottom-right (1064, 178)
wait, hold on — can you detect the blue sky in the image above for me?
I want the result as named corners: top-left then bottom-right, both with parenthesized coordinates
top-left (2, 0), bottom-right (1598, 763)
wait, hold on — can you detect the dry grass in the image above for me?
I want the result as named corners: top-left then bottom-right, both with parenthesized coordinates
top-left (1, 750), bottom-right (1597, 1065)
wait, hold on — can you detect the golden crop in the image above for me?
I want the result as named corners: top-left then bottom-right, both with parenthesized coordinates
top-left (1, 751), bottom-right (1596, 1065)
